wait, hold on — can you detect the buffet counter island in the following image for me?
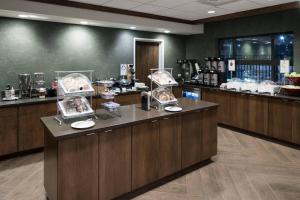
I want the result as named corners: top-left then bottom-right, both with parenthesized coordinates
top-left (42, 98), bottom-right (218, 200)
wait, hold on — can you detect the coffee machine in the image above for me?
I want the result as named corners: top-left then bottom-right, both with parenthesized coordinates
top-left (19, 74), bottom-right (32, 98)
top-left (203, 58), bottom-right (211, 86)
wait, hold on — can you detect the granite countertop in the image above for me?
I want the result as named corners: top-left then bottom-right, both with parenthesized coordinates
top-left (184, 84), bottom-right (300, 101)
top-left (41, 98), bottom-right (218, 140)
top-left (0, 90), bottom-right (142, 108)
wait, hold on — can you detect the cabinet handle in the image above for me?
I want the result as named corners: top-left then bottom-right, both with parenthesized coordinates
top-left (240, 93), bottom-right (246, 96)
top-left (294, 101), bottom-right (300, 104)
top-left (249, 94), bottom-right (255, 97)
top-left (151, 120), bottom-right (158, 123)
top-left (86, 133), bottom-right (96, 136)
top-left (163, 117), bottom-right (169, 120)
top-left (104, 129), bottom-right (112, 133)
top-left (195, 110), bottom-right (202, 113)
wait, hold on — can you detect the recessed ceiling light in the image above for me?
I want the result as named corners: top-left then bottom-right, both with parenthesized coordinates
top-left (80, 21), bottom-right (89, 25)
top-left (18, 14), bottom-right (28, 18)
top-left (208, 10), bottom-right (216, 14)
top-left (130, 26), bottom-right (136, 30)
top-left (164, 30), bottom-right (170, 33)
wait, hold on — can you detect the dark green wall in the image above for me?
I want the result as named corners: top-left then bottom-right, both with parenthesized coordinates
top-left (186, 9), bottom-right (300, 72)
top-left (0, 17), bottom-right (186, 88)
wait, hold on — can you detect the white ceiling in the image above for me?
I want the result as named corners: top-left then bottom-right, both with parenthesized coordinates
top-left (71, 0), bottom-right (299, 20)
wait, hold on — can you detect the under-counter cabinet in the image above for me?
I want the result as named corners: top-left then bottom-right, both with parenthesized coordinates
top-left (99, 127), bottom-right (132, 200)
top-left (292, 101), bottom-right (300, 144)
top-left (247, 95), bottom-right (268, 135)
top-left (19, 103), bottom-right (56, 151)
top-left (201, 108), bottom-right (218, 161)
top-left (181, 110), bottom-right (203, 169)
top-left (0, 107), bottom-right (18, 156)
top-left (132, 120), bottom-right (160, 190)
top-left (159, 116), bottom-right (182, 178)
top-left (58, 133), bottom-right (99, 200)
top-left (202, 89), bottom-right (231, 124)
top-left (230, 93), bottom-right (249, 130)
top-left (268, 98), bottom-right (293, 142)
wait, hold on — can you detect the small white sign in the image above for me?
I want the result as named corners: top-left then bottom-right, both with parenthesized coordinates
top-left (228, 59), bottom-right (236, 71)
top-left (120, 64), bottom-right (128, 76)
top-left (280, 59), bottom-right (290, 74)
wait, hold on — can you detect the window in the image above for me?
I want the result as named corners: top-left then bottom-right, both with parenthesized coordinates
top-left (219, 33), bottom-right (294, 83)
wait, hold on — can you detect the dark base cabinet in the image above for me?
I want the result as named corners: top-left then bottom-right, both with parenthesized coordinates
top-left (202, 88), bottom-right (300, 145)
top-left (268, 98), bottom-right (293, 142)
top-left (132, 120), bottom-right (160, 190)
top-left (0, 107), bottom-right (18, 156)
top-left (99, 127), bottom-right (132, 200)
top-left (44, 102), bottom-right (218, 200)
top-left (19, 102), bottom-right (57, 151)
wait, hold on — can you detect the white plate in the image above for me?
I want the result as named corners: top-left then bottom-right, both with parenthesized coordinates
top-left (164, 106), bottom-right (183, 112)
top-left (2, 97), bottom-right (19, 101)
top-left (71, 120), bottom-right (95, 129)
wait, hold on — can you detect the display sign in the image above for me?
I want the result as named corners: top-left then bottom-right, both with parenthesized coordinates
top-left (120, 64), bottom-right (128, 76)
top-left (228, 59), bottom-right (236, 71)
top-left (280, 59), bottom-right (290, 74)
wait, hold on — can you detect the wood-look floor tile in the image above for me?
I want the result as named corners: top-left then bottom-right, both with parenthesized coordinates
top-left (1, 127), bottom-right (300, 200)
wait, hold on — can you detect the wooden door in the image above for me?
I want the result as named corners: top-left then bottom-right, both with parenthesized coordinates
top-left (58, 133), bottom-right (98, 200)
top-left (201, 108), bottom-right (217, 161)
top-left (292, 101), bottom-right (300, 144)
top-left (181, 110), bottom-right (202, 169)
top-left (268, 98), bottom-right (293, 142)
top-left (230, 93), bottom-right (249, 129)
top-left (248, 95), bottom-right (268, 135)
top-left (159, 116), bottom-right (181, 178)
top-left (135, 42), bottom-right (159, 86)
top-left (132, 120), bottom-right (160, 190)
top-left (99, 127), bottom-right (132, 200)
top-left (19, 104), bottom-right (48, 150)
top-left (0, 107), bottom-right (18, 156)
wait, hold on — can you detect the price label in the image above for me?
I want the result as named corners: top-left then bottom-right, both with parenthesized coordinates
top-left (280, 59), bottom-right (290, 74)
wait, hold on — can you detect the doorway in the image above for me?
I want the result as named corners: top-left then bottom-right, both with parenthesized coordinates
top-left (134, 38), bottom-right (164, 86)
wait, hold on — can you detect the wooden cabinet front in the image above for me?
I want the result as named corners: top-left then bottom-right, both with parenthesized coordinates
top-left (181, 110), bottom-right (202, 169)
top-left (292, 101), bottom-right (300, 144)
top-left (201, 108), bottom-right (217, 161)
top-left (99, 127), bottom-right (132, 200)
top-left (268, 98), bottom-right (293, 142)
top-left (114, 93), bottom-right (140, 106)
top-left (132, 120), bottom-right (160, 190)
top-left (0, 107), bottom-right (18, 156)
top-left (19, 103), bottom-right (52, 151)
top-left (248, 95), bottom-right (268, 135)
top-left (58, 133), bottom-right (99, 200)
top-left (230, 93), bottom-right (249, 129)
top-left (159, 116), bottom-right (181, 178)
top-left (202, 89), bottom-right (231, 124)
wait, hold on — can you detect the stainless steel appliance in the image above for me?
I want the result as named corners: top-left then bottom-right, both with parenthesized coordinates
top-left (33, 72), bottom-right (46, 98)
top-left (19, 74), bottom-right (32, 98)
top-left (141, 91), bottom-right (151, 111)
top-left (178, 59), bottom-right (192, 82)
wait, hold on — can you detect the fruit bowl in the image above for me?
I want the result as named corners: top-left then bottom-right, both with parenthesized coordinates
top-left (287, 77), bottom-right (300, 85)
top-left (281, 85), bottom-right (300, 96)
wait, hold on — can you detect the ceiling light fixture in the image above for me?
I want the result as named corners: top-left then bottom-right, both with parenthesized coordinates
top-left (164, 30), bottom-right (170, 33)
top-left (18, 14), bottom-right (29, 18)
top-left (130, 26), bottom-right (136, 30)
top-left (208, 10), bottom-right (216, 14)
top-left (80, 21), bottom-right (89, 25)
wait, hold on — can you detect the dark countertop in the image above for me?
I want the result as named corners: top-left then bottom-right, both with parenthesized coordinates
top-left (41, 98), bottom-right (218, 140)
top-left (183, 84), bottom-right (300, 101)
top-left (0, 91), bottom-right (141, 108)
